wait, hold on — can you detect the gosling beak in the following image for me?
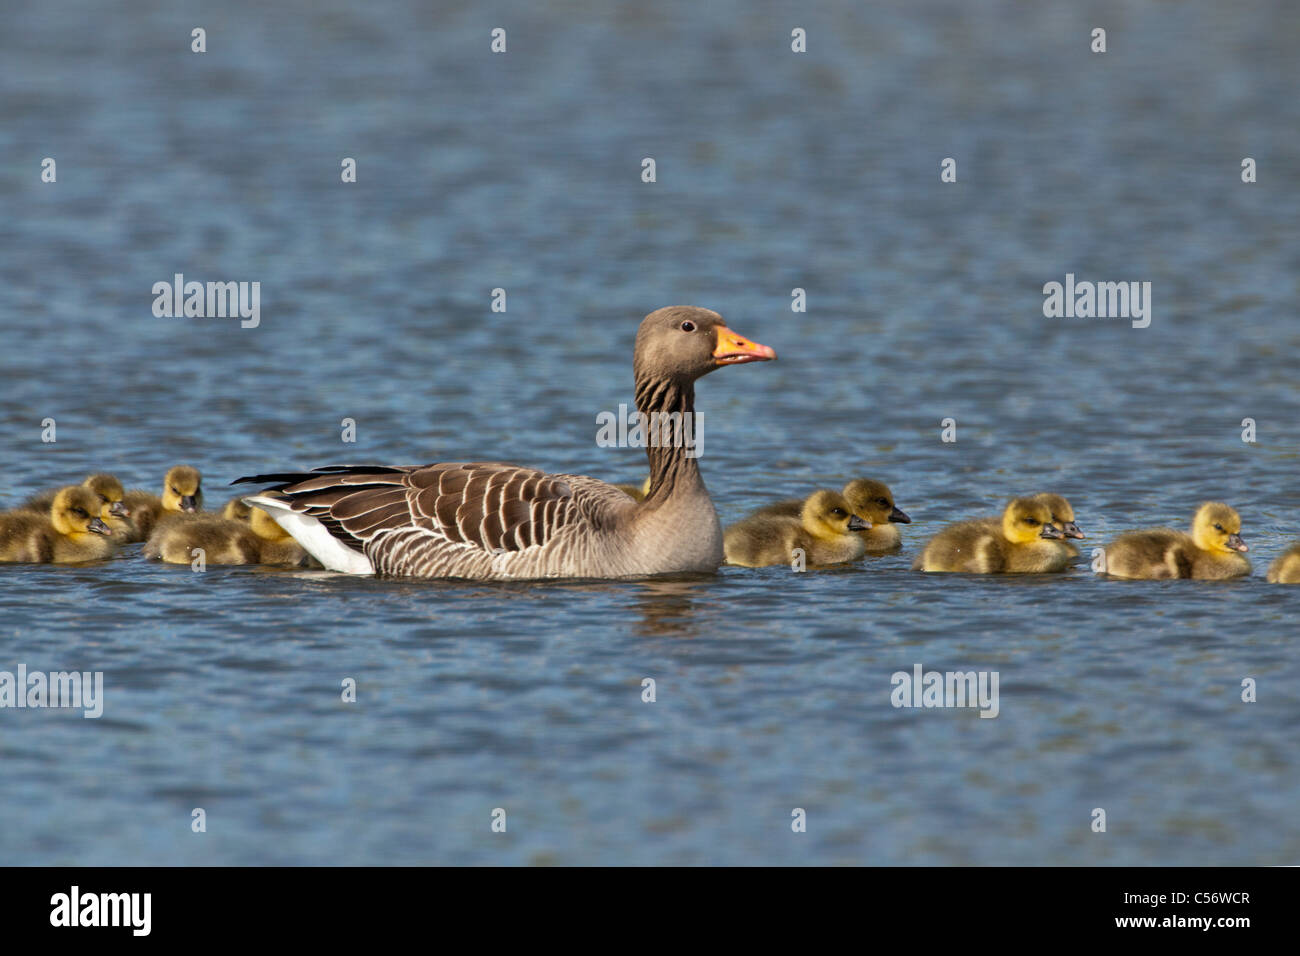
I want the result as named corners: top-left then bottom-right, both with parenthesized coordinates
top-left (1040, 523), bottom-right (1064, 539)
top-left (180, 495), bottom-right (198, 512)
top-left (88, 517), bottom-right (112, 536)
top-left (1062, 521), bottom-right (1084, 539)
top-left (1226, 532), bottom-right (1248, 552)
top-left (713, 325), bottom-right (777, 366)
top-left (847, 515), bottom-right (872, 532)
top-left (889, 506), bottom-right (912, 524)
top-left (110, 501), bottom-right (130, 517)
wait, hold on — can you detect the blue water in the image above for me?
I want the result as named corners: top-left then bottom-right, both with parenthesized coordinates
top-left (2, 0), bottom-right (1298, 864)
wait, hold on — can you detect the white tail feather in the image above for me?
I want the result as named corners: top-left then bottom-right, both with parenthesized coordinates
top-left (242, 495), bottom-right (374, 574)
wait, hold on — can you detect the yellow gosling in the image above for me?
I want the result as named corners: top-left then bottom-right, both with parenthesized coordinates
top-left (1267, 543), bottom-right (1300, 584)
top-left (247, 506), bottom-right (309, 566)
top-left (842, 479), bottom-right (911, 552)
top-left (82, 473), bottom-right (134, 537)
top-left (725, 489), bottom-right (870, 568)
top-left (1030, 492), bottom-right (1085, 558)
top-left (1103, 502), bottom-right (1250, 580)
top-left (19, 473), bottom-right (132, 534)
top-left (144, 516), bottom-right (260, 565)
top-left (613, 477), bottom-right (652, 501)
top-left (913, 498), bottom-right (1071, 573)
top-left (749, 478), bottom-right (910, 552)
top-left (0, 486), bottom-right (116, 563)
top-left (121, 465), bottom-right (203, 542)
top-left (221, 497), bottom-right (253, 522)
top-left (144, 503), bottom-right (306, 567)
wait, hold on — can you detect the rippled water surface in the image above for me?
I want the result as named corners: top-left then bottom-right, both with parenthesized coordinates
top-left (2, 1), bottom-right (1299, 865)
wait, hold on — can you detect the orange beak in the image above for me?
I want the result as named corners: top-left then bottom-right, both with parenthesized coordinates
top-left (712, 326), bottom-right (777, 365)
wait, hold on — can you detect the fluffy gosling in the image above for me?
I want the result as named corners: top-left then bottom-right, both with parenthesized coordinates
top-left (1267, 543), bottom-right (1300, 584)
top-left (121, 465), bottom-right (203, 542)
top-left (725, 490), bottom-right (870, 568)
top-left (913, 498), bottom-right (1071, 573)
top-left (145, 503), bottom-right (306, 567)
top-left (0, 486), bottom-right (116, 563)
top-left (614, 477), bottom-right (652, 501)
top-left (1102, 502), bottom-right (1250, 580)
top-left (749, 478), bottom-right (910, 552)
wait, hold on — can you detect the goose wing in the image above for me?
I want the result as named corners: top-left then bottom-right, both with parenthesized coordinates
top-left (234, 463), bottom-right (627, 572)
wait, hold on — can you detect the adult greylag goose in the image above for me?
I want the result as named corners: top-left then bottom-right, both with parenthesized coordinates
top-left (235, 307), bottom-right (775, 579)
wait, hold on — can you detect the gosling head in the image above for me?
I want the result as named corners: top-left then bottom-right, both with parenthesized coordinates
top-left (162, 466), bottom-right (203, 513)
top-left (1001, 498), bottom-right (1062, 544)
top-left (50, 486), bottom-right (113, 538)
top-left (221, 498), bottom-right (252, 522)
top-left (1192, 502), bottom-right (1247, 554)
top-left (83, 473), bottom-right (129, 519)
top-left (801, 490), bottom-right (871, 539)
top-left (248, 506), bottom-right (290, 542)
top-left (1032, 492), bottom-right (1083, 538)
top-left (843, 479), bottom-right (910, 527)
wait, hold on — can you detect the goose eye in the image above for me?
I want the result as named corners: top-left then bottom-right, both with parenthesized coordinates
top-left (1214, 523), bottom-right (1223, 531)
top-left (1025, 517), bottom-right (1038, 525)
top-left (72, 508), bottom-right (88, 518)
top-left (171, 487), bottom-right (180, 494)
top-left (877, 498), bottom-right (888, 506)
top-left (680, 321), bottom-right (696, 332)
top-left (832, 508), bottom-right (845, 516)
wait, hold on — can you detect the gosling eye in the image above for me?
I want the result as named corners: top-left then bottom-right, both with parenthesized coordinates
top-left (680, 320), bottom-right (696, 332)
top-left (831, 508), bottom-right (846, 516)
top-left (98, 495), bottom-right (109, 503)
top-left (1214, 523), bottom-right (1223, 531)
top-left (72, 507), bottom-right (88, 518)
top-left (1025, 517), bottom-right (1039, 525)
top-left (171, 487), bottom-right (180, 495)
top-left (877, 498), bottom-right (889, 506)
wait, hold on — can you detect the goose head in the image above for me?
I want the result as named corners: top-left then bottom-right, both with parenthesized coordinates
top-left (1032, 492), bottom-right (1082, 538)
top-left (84, 473), bottom-right (129, 519)
top-left (1192, 502), bottom-right (1247, 553)
top-left (162, 465), bottom-right (203, 513)
top-left (801, 490), bottom-right (871, 540)
top-left (1002, 498), bottom-right (1062, 544)
top-left (51, 486), bottom-right (113, 538)
top-left (633, 307), bottom-right (775, 385)
top-left (843, 479), bottom-right (910, 527)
